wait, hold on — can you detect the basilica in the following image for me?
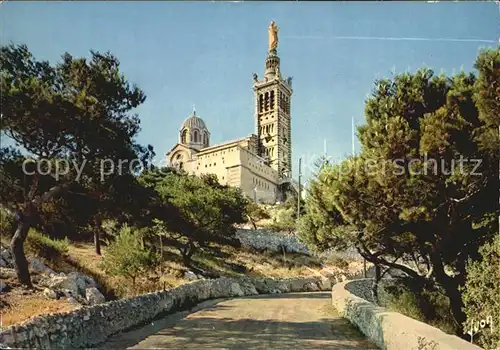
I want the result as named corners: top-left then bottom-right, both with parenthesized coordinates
top-left (166, 21), bottom-right (293, 203)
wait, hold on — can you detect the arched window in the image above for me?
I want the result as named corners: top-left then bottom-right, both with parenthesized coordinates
top-left (193, 130), bottom-right (199, 143)
top-left (181, 129), bottom-right (188, 144)
top-left (203, 133), bottom-right (207, 145)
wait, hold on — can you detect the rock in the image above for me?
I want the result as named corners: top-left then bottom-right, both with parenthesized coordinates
top-left (0, 279), bottom-right (9, 292)
top-left (67, 297), bottom-right (79, 305)
top-left (235, 229), bottom-right (311, 255)
top-left (238, 280), bottom-right (259, 295)
top-left (229, 282), bottom-right (244, 297)
top-left (67, 272), bottom-right (97, 294)
top-left (0, 258), bottom-right (8, 268)
top-left (43, 288), bottom-right (58, 299)
top-left (303, 281), bottom-right (320, 292)
top-left (85, 287), bottom-right (105, 305)
top-left (318, 277), bottom-right (332, 291)
top-left (0, 268), bottom-right (17, 279)
top-left (46, 275), bottom-right (80, 296)
top-left (28, 257), bottom-right (55, 275)
top-left (0, 248), bottom-right (12, 264)
top-left (61, 289), bottom-right (77, 299)
top-left (184, 271), bottom-right (198, 281)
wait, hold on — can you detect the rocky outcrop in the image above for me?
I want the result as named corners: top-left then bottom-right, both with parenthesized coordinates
top-left (0, 276), bottom-right (330, 349)
top-left (85, 287), bottom-right (105, 305)
top-left (331, 279), bottom-right (482, 350)
top-left (236, 229), bottom-right (311, 255)
top-left (0, 247), bottom-right (104, 307)
top-left (27, 257), bottom-right (55, 275)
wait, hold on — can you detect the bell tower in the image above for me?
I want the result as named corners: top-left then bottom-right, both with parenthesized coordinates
top-left (252, 21), bottom-right (293, 179)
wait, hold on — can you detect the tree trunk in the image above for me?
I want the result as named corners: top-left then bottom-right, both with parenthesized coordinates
top-left (94, 230), bottom-right (101, 255)
top-left (430, 251), bottom-right (466, 329)
top-left (371, 264), bottom-right (381, 305)
top-left (10, 208), bottom-right (34, 287)
top-left (94, 215), bottom-right (102, 255)
top-left (247, 214), bottom-right (257, 230)
top-left (441, 279), bottom-right (466, 330)
top-left (181, 241), bottom-right (195, 267)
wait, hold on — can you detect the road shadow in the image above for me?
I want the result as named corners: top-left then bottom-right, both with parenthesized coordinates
top-left (99, 294), bottom-right (378, 350)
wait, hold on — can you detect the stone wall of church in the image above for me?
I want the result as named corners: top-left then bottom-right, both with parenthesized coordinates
top-left (194, 145), bottom-right (240, 185)
top-left (168, 141), bottom-right (279, 203)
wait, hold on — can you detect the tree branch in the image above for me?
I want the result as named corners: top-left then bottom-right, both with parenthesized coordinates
top-left (32, 181), bottom-right (73, 208)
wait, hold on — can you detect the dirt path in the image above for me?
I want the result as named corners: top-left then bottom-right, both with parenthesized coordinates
top-left (101, 292), bottom-right (377, 349)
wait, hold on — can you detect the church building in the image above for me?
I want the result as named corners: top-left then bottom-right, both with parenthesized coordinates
top-left (166, 21), bottom-right (293, 203)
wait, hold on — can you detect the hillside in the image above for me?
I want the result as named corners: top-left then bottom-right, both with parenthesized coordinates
top-left (0, 224), bottom-right (363, 328)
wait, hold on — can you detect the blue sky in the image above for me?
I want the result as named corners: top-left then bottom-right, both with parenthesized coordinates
top-left (1, 2), bottom-right (498, 181)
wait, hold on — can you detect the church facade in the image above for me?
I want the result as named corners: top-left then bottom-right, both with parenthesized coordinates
top-left (166, 21), bottom-right (293, 203)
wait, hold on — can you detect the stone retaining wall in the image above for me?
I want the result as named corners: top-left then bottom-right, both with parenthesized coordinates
top-left (344, 278), bottom-right (395, 306)
top-left (0, 276), bottom-right (330, 349)
top-left (331, 279), bottom-right (482, 350)
top-left (236, 229), bottom-right (311, 255)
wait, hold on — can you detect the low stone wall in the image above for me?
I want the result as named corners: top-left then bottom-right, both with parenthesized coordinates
top-left (236, 229), bottom-right (311, 255)
top-left (0, 276), bottom-right (330, 349)
top-left (344, 278), bottom-right (395, 306)
top-left (331, 280), bottom-right (482, 350)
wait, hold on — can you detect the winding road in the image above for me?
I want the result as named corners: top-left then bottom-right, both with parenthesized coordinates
top-left (101, 292), bottom-right (377, 349)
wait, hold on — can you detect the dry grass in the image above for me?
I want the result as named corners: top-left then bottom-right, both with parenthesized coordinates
top-left (1, 236), bottom-right (334, 327)
top-left (1, 293), bottom-right (76, 328)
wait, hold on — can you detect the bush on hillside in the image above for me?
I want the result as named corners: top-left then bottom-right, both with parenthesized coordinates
top-left (101, 225), bottom-right (159, 291)
top-left (25, 229), bottom-right (69, 260)
top-left (385, 278), bottom-right (457, 335)
top-left (0, 208), bottom-right (16, 237)
top-left (461, 235), bottom-right (500, 349)
top-left (264, 208), bottom-right (296, 234)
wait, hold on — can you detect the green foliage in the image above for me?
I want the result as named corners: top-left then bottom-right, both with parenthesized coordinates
top-left (101, 219), bottom-right (119, 237)
top-left (264, 207), bottom-right (296, 234)
top-left (101, 225), bottom-right (159, 285)
top-left (1, 43), bottom-right (153, 284)
top-left (25, 229), bottom-right (69, 259)
top-left (462, 235), bottom-right (500, 349)
top-left (300, 48), bottom-right (499, 327)
top-left (0, 208), bottom-right (16, 237)
top-left (245, 201), bottom-right (271, 223)
top-left (385, 279), bottom-right (457, 335)
top-left (143, 170), bottom-right (247, 264)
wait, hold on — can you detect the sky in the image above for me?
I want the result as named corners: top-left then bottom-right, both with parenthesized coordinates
top-left (1, 2), bottom-right (498, 181)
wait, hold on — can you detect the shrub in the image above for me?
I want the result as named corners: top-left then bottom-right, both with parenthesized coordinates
top-left (25, 229), bottom-right (69, 259)
top-left (385, 278), bottom-right (456, 335)
top-left (101, 219), bottom-right (119, 236)
top-left (0, 208), bottom-right (16, 237)
top-left (462, 235), bottom-right (500, 349)
top-left (101, 225), bottom-right (159, 291)
top-left (264, 208), bottom-right (296, 234)
top-left (246, 201), bottom-right (270, 223)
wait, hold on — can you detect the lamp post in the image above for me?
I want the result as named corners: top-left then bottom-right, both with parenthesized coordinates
top-left (297, 158), bottom-right (302, 221)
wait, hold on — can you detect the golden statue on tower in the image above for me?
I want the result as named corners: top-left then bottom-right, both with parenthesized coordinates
top-left (268, 21), bottom-right (279, 53)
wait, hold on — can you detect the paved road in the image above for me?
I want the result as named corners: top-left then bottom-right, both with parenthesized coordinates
top-left (102, 292), bottom-right (377, 349)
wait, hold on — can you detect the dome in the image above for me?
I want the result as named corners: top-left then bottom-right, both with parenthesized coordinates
top-left (181, 111), bottom-right (207, 131)
top-left (179, 110), bottom-right (210, 149)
